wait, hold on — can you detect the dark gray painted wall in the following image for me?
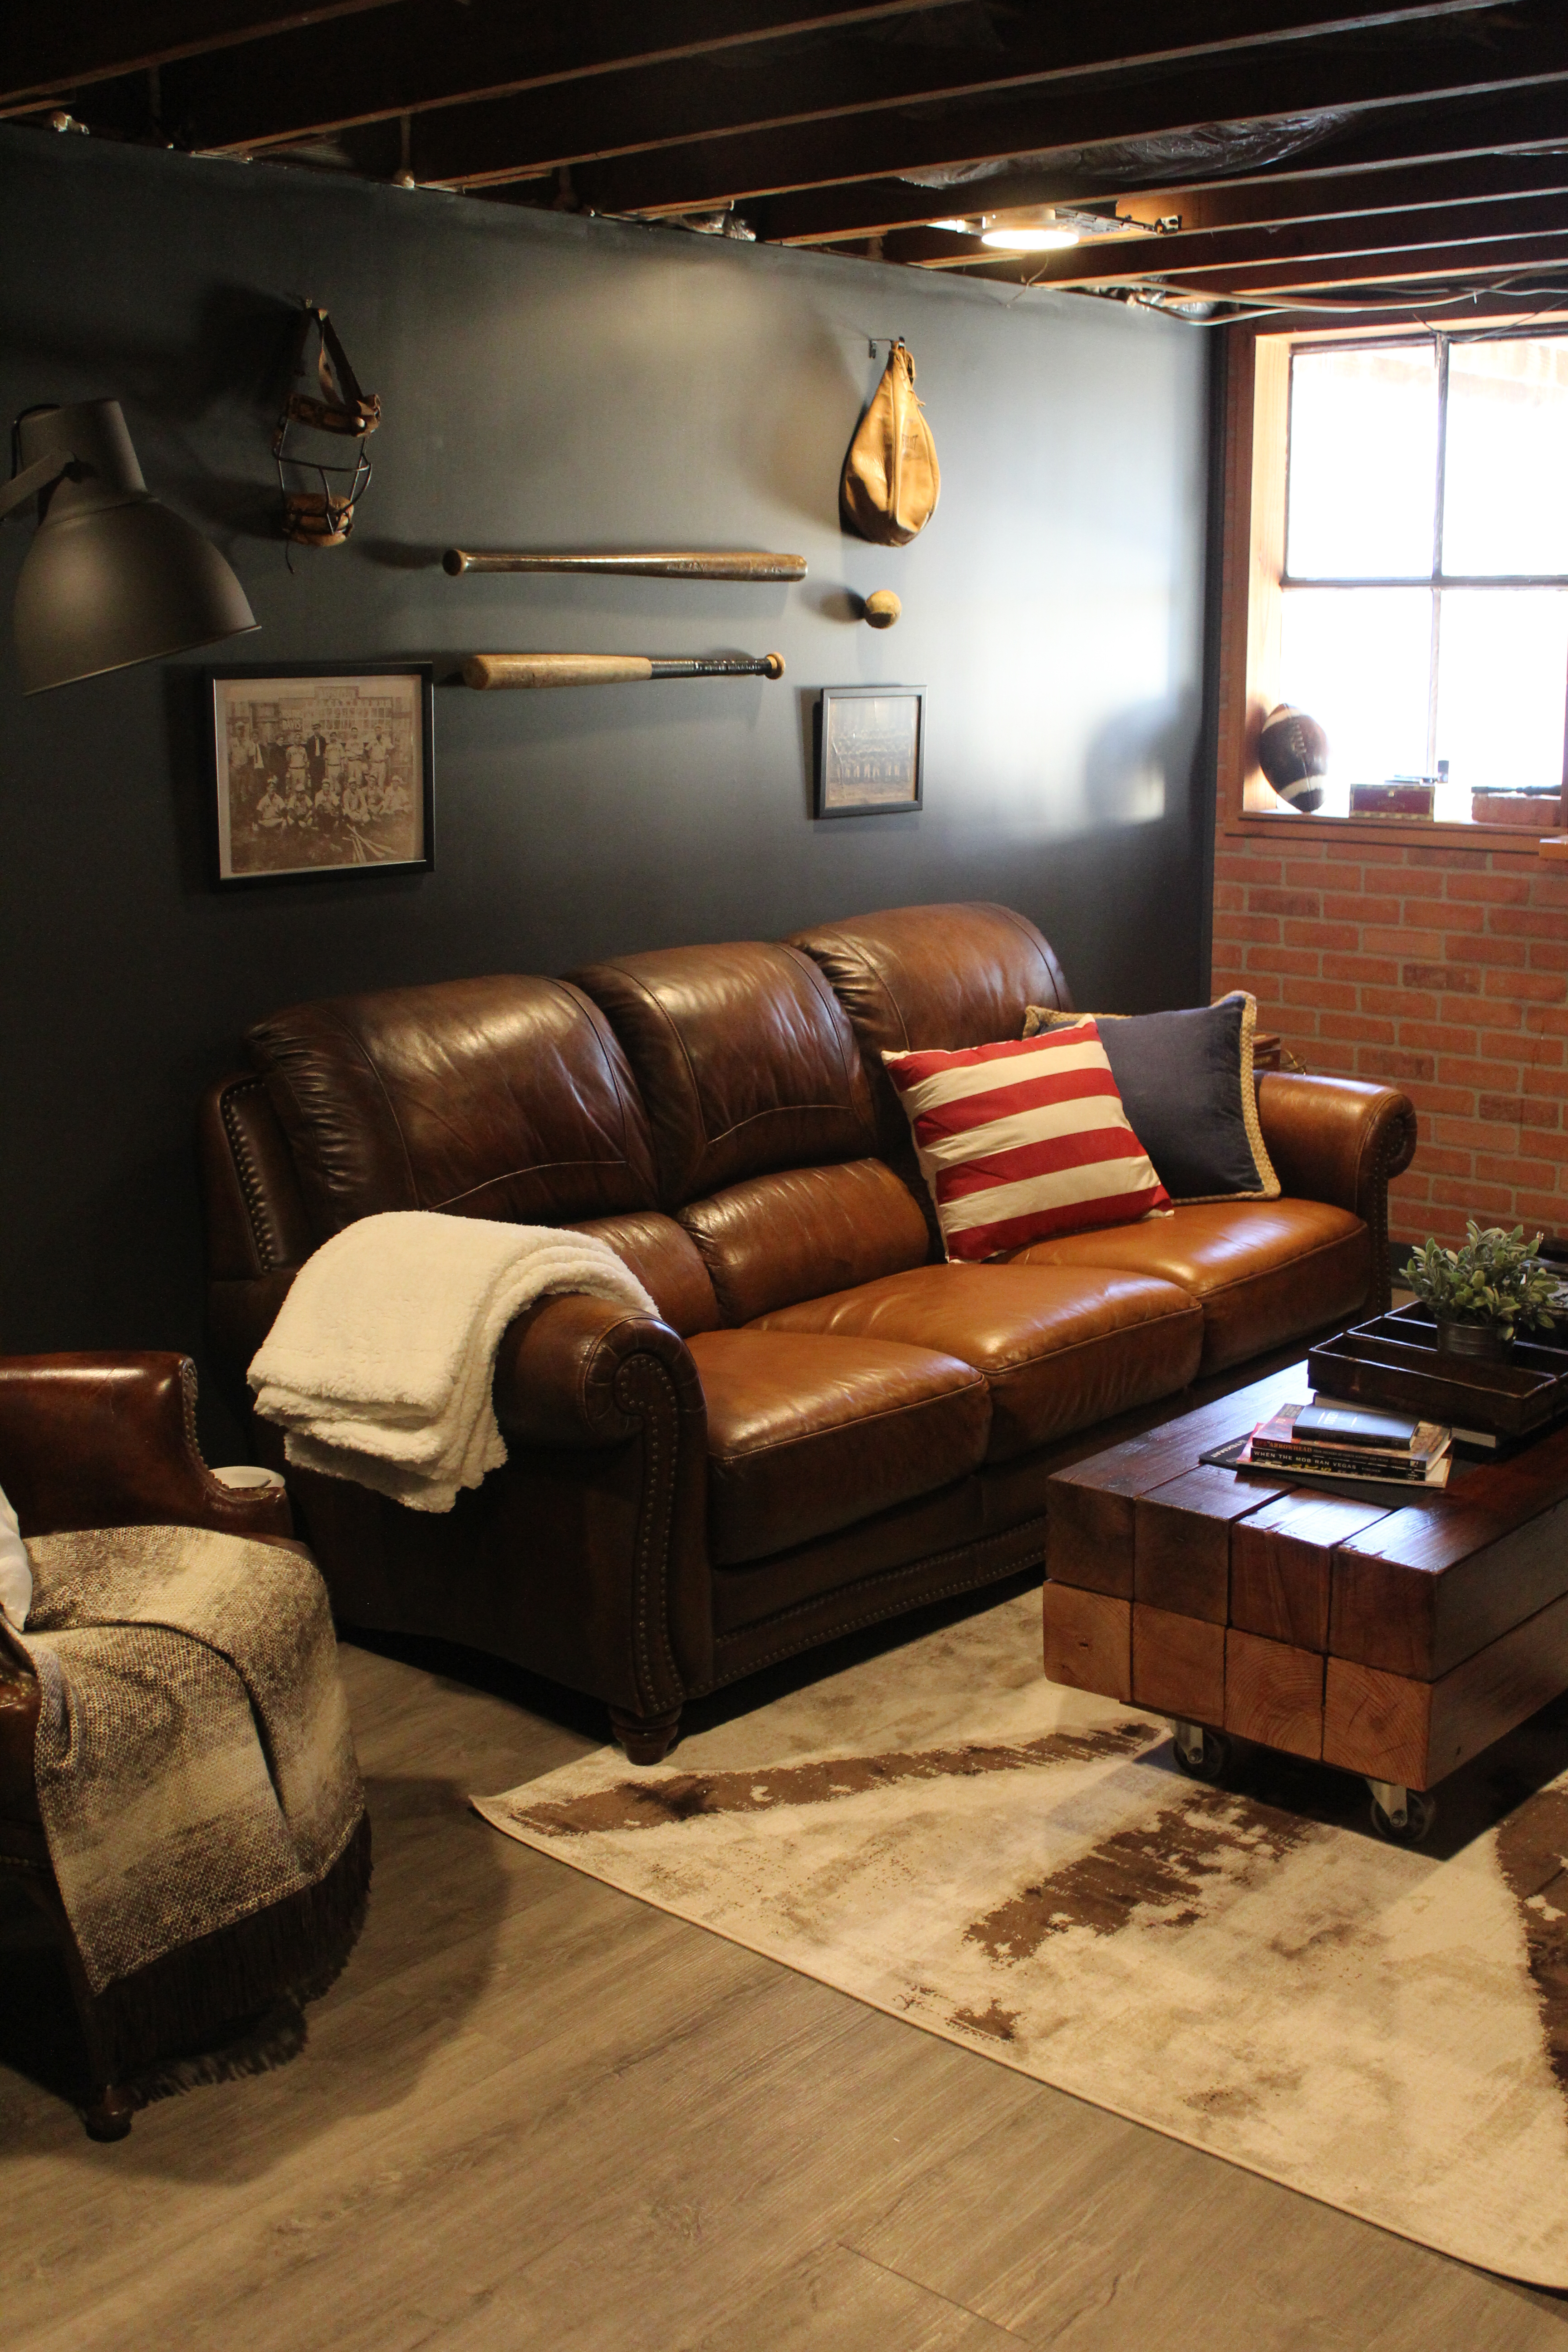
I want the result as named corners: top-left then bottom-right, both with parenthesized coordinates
top-left (0, 127), bottom-right (1210, 1445)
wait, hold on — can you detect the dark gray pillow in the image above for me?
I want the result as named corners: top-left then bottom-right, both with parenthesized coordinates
top-left (1021, 993), bottom-right (1279, 1202)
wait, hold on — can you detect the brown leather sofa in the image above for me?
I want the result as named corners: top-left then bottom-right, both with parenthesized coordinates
top-left (199, 902), bottom-right (1416, 1761)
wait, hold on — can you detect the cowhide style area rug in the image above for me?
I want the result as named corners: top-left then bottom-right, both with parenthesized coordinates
top-left (476, 1591), bottom-right (1568, 2285)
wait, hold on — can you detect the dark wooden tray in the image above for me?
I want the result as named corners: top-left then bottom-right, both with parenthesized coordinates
top-left (1307, 1308), bottom-right (1568, 1430)
top-left (1308, 1303), bottom-right (1568, 1439)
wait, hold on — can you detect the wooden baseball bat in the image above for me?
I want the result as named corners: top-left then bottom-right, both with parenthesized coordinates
top-left (444, 549), bottom-right (806, 582)
top-left (462, 652), bottom-right (785, 690)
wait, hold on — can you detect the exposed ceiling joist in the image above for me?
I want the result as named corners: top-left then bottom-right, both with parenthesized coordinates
top-left (1112, 148), bottom-right (1568, 235)
top-left (539, 9), bottom-right (1568, 217)
top-left (0, 1), bottom-right (400, 112)
top-left (756, 76), bottom-right (1568, 245)
top-left (903, 185), bottom-right (1568, 285)
top-left (128, 0), bottom-right (956, 152)
top-left (788, 145), bottom-right (1568, 264)
top-left (195, 0), bottom-right (1499, 179)
top-left (10, 4), bottom-right (1568, 308)
top-left (1154, 228), bottom-right (1568, 294)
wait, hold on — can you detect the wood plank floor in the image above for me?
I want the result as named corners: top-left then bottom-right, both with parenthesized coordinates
top-left (2, 1609), bottom-right (1566, 2352)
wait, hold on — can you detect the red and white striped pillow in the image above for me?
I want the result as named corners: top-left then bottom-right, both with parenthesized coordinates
top-left (882, 1021), bottom-right (1171, 1264)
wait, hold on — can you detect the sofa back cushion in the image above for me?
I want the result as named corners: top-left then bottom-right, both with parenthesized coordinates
top-left (570, 1210), bottom-right (721, 1336)
top-left (680, 1159), bottom-right (931, 1324)
top-left (570, 942), bottom-right (879, 1207)
top-left (246, 974), bottom-right (659, 1240)
top-left (789, 903), bottom-right (1073, 1240)
top-left (789, 902), bottom-right (1072, 1061)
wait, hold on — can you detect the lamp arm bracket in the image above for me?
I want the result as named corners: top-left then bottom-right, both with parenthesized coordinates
top-left (0, 449), bottom-right (73, 522)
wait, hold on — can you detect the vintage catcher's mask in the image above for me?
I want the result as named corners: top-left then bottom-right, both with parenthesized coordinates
top-left (274, 304), bottom-right (380, 547)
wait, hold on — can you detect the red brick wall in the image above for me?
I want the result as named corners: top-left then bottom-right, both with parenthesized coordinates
top-left (1211, 835), bottom-right (1568, 1252)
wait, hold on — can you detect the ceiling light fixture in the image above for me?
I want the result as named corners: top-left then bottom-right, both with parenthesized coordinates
top-left (980, 210), bottom-right (1080, 253)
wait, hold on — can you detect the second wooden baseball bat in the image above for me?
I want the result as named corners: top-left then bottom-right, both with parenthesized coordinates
top-left (462, 652), bottom-right (786, 690)
top-left (444, 549), bottom-right (807, 582)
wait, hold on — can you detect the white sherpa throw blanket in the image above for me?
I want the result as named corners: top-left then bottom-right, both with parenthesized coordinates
top-left (250, 1212), bottom-right (658, 1512)
top-left (21, 1523), bottom-right (364, 1996)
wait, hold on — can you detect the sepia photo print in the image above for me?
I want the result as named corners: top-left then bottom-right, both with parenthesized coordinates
top-left (208, 664), bottom-right (434, 883)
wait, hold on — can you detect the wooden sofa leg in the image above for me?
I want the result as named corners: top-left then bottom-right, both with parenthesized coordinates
top-left (83, 2085), bottom-right (136, 2142)
top-left (609, 1705), bottom-right (682, 1765)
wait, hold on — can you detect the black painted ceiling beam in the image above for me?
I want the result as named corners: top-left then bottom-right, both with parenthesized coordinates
top-left (757, 75), bottom-right (1568, 245)
top-left (152, 0), bottom-right (959, 152)
top-left (952, 229), bottom-right (1568, 297)
top-left (546, 8), bottom-right (1568, 216)
top-left (894, 185), bottom-right (1568, 284)
top-left (1151, 227), bottom-right (1568, 294)
top-left (377, 2), bottom-right (1497, 190)
top-left (0, 1), bottom-right (400, 112)
top-left (1112, 147), bottom-right (1568, 235)
top-left (798, 147), bottom-right (1568, 267)
top-left (526, 10), bottom-right (1568, 220)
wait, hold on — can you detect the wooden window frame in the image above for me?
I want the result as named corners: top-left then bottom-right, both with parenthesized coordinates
top-left (1217, 314), bottom-right (1568, 859)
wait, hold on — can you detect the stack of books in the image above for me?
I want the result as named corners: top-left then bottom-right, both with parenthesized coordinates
top-left (1238, 1400), bottom-right (1453, 1494)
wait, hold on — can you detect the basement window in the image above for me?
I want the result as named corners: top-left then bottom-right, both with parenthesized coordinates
top-left (1223, 322), bottom-right (1568, 844)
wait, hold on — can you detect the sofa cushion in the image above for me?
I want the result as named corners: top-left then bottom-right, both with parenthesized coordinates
top-left (1015, 1200), bottom-right (1372, 1373)
top-left (686, 1330), bottom-right (989, 1565)
top-left (1021, 995), bottom-right (1280, 1203)
top-left (246, 975), bottom-right (657, 1239)
top-left (570, 941), bottom-right (877, 1208)
top-left (751, 1264), bottom-right (1202, 1459)
top-left (882, 1030), bottom-right (1170, 1262)
top-left (570, 1210), bottom-right (720, 1336)
top-left (679, 1158), bottom-right (931, 1324)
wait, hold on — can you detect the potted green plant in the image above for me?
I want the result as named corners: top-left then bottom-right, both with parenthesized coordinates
top-left (1405, 1222), bottom-right (1559, 1360)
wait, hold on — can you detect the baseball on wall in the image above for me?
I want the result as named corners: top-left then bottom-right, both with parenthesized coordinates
top-left (1258, 703), bottom-right (1329, 813)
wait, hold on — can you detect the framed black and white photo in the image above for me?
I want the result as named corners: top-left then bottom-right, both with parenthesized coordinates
top-left (206, 663), bottom-right (434, 885)
top-left (814, 684), bottom-right (925, 818)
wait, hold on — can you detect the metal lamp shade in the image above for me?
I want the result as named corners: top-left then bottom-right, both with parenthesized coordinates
top-left (12, 400), bottom-right (256, 693)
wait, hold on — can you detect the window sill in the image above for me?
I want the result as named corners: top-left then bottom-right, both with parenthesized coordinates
top-left (1226, 808), bottom-right (1561, 858)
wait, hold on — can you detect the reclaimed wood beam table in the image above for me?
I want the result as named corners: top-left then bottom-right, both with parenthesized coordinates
top-left (1043, 1362), bottom-right (1568, 1842)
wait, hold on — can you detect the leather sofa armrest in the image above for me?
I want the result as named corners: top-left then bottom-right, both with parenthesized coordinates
top-left (0, 1353), bottom-right (294, 1542)
top-left (494, 1294), bottom-right (706, 1449)
top-left (1256, 1073), bottom-right (1418, 1311)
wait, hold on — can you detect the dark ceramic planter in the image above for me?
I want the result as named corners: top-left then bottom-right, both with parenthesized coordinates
top-left (1435, 1317), bottom-right (1514, 1363)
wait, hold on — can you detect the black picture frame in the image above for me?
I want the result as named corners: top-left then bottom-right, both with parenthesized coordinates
top-left (814, 684), bottom-right (925, 818)
top-left (205, 662), bottom-right (435, 886)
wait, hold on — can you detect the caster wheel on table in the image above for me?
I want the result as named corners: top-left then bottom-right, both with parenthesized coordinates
top-left (1369, 1789), bottom-right (1436, 1845)
top-left (1171, 1724), bottom-right (1231, 1784)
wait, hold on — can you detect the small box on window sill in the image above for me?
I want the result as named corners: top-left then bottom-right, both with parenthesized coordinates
top-left (1471, 788), bottom-right (1564, 830)
top-left (1348, 779), bottom-right (1435, 820)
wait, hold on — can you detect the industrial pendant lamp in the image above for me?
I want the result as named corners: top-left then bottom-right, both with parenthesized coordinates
top-left (0, 399), bottom-right (257, 693)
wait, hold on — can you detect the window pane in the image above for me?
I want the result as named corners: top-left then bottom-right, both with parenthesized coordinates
top-left (1286, 343), bottom-right (1438, 579)
top-left (1442, 336), bottom-right (1568, 577)
top-left (1434, 588), bottom-right (1568, 809)
top-left (1278, 588), bottom-right (1432, 812)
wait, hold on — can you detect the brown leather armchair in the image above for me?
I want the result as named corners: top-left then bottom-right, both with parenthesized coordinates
top-left (0, 1352), bottom-right (295, 2138)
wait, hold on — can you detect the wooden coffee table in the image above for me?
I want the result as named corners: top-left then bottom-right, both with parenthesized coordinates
top-left (1042, 1362), bottom-right (1568, 1842)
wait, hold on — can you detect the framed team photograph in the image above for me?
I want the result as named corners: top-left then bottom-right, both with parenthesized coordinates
top-left (206, 662), bottom-right (434, 885)
top-left (814, 684), bottom-right (925, 819)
